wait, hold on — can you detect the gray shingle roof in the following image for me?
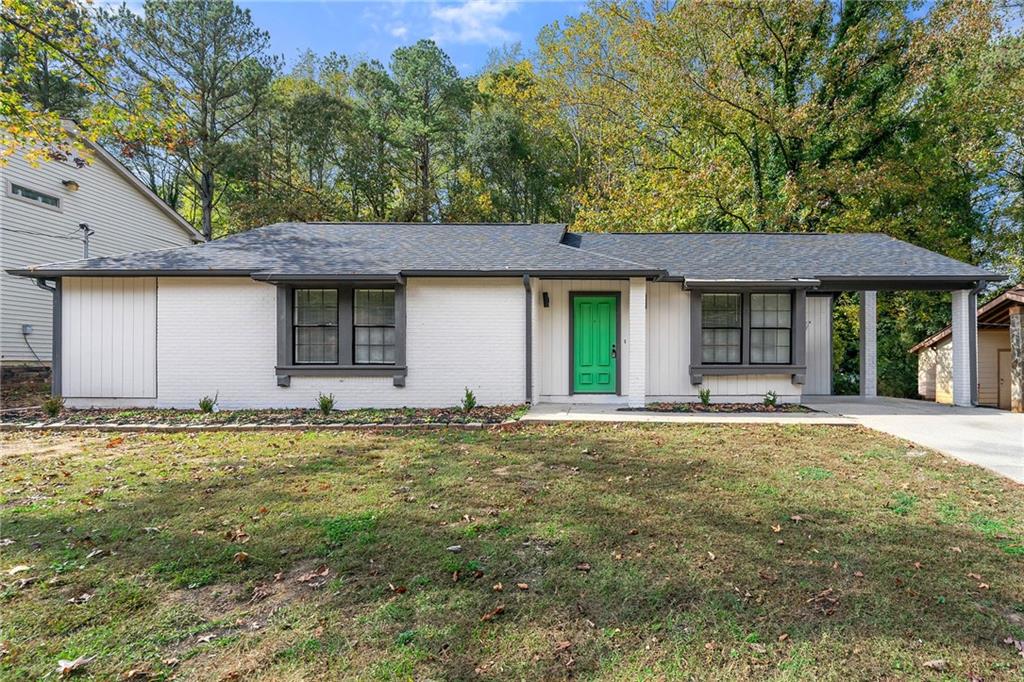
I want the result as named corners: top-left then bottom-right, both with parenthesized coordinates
top-left (8, 222), bottom-right (1000, 284)
top-left (565, 232), bottom-right (996, 282)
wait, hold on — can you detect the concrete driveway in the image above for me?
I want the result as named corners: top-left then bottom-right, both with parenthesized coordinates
top-left (804, 396), bottom-right (1024, 483)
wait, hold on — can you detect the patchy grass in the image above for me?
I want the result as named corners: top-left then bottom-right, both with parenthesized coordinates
top-left (0, 424), bottom-right (1022, 680)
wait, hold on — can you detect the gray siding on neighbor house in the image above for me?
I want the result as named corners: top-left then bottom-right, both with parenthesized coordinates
top-left (1, 148), bottom-right (196, 363)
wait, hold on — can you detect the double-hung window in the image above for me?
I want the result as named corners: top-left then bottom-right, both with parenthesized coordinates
top-left (701, 293), bottom-right (742, 364)
top-left (750, 293), bottom-right (792, 364)
top-left (286, 286), bottom-right (398, 368)
top-left (353, 289), bottom-right (396, 364)
top-left (293, 289), bottom-right (339, 364)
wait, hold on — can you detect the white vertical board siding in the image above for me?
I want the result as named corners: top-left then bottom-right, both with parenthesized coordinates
top-left (646, 282), bottom-right (690, 397)
top-left (1, 148), bottom-right (195, 362)
top-left (626, 277), bottom-right (647, 407)
top-left (61, 277), bottom-right (156, 398)
top-left (917, 347), bottom-right (937, 400)
top-left (536, 279), bottom-right (630, 401)
top-left (804, 295), bottom-right (832, 395)
top-left (154, 277), bottom-right (525, 409)
top-left (978, 329), bottom-right (1008, 407)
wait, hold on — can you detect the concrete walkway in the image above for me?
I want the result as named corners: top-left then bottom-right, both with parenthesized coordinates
top-left (804, 396), bottom-right (1024, 484)
top-left (522, 403), bottom-right (854, 425)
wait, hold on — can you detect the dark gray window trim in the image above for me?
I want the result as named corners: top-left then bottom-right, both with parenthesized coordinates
top-left (32, 278), bottom-right (61, 396)
top-left (568, 290), bottom-right (622, 396)
top-left (689, 289), bottom-right (807, 385)
top-left (699, 292), bottom-right (743, 365)
top-left (275, 281), bottom-right (406, 387)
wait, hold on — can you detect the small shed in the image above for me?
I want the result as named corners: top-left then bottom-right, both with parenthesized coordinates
top-left (911, 286), bottom-right (1024, 411)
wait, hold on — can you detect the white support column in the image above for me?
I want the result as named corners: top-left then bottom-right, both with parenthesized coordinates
top-left (627, 277), bottom-right (647, 408)
top-left (951, 289), bottom-right (975, 407)
top-left (859, 290), bottom-right (877, 398)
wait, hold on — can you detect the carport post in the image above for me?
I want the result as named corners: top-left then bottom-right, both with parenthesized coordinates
top-left (859, 291), bottom-right (877, 398)
top-left (951, 289), bottom-right (976, 407)
top-left (1010, 304), bottom-right (1024, 413)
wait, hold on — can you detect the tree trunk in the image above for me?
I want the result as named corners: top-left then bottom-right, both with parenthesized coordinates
top-left (200, 165), bottom-right (214, 241)
top-left (419, 139), bottom-right (430, 222)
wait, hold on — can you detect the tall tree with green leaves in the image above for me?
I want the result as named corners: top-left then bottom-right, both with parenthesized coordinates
top-left (390, 39), bottom-right (469, 222)
top-left (106, 0), bottom-right (276, 239)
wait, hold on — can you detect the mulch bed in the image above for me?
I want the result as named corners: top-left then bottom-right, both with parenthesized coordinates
top-left (0, 404), bottom-right (525, 427)
top-left (626, 402), bottom-right (814, 413)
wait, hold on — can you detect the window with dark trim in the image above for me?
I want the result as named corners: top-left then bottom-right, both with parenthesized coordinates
top-left (701, 293), bottom-right (741, 364)
top-left (750, 293), bottom-right (792, 364)
top-left (353, 288), bottom-right (396, 364)
top-left (293, 289), bottom-right (339, 364)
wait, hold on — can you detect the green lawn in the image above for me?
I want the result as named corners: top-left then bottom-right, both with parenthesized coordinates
top-left (1, 424), bottom-right (1022, 680)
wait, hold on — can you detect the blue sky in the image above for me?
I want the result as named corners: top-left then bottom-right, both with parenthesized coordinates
top-left (239, 0), bottom-right (587, 75)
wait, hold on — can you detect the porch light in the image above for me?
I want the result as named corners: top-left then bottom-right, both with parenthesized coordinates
top-left (61, 179), bottom-right (80, 192)
top-left (542, 292), bottom-right (550, 308)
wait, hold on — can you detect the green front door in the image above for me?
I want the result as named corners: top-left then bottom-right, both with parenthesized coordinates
top-left (572, 294), bottom-right (618, 394)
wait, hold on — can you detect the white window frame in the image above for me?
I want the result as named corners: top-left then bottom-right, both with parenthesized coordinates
top-left (6, 180), bottom-right (63, 212)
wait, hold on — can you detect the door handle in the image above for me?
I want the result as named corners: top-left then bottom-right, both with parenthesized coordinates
top-left (611, 343), bottom-right (617, 358)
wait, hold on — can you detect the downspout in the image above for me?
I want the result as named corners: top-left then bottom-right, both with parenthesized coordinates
top-left (33, 277), bottom-right (60, 397)
top-left (523, 274), bottom-right (532, 404)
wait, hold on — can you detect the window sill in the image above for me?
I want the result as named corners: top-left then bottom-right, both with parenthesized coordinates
top-left (690, 364), bottom-right (805, 385)
top-left (275, 365), bottom-right (408, 384)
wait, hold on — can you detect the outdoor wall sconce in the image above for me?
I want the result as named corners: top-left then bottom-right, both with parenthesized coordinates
top-left (542, 292), bottom-right (550, 307)
top-left (61, 180), bottom-right (80, 192)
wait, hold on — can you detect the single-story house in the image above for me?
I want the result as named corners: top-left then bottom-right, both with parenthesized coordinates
top-left (911, 285), bottom-right (1023, 411)
top-left (8, 223), bottom-right (1003, 410)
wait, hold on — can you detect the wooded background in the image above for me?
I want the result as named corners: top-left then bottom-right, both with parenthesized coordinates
top-left (3, 0), bottom-right (1022, 397)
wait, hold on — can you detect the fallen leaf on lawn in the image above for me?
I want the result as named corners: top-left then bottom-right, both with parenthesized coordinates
top-left (197, 634), bottom-right (216, 643)
top-left (492, 582), bottom-right (503, 592)
top-left (575, 563), bottom-right (591, 572)
top-left (922, 659), bottom-right (947, 671)
top-left (778, 633), bottom-right (789, 642)
top-left (388, 583), bottom-right (407, 594)
top-left (105, 437), bottom-right (124, 448)
top-left (978, 582), bottom-right (990, 590)
top-left (452, 571), bottom-right (460, 583)
top-left (771, 524), bottom-right (782, 533)
top-left (225, 527), bottom-right (250, 544)
top-left (554, 641), bottom-right (572, 652)
top-left (57, 655), bottom-right (95, 677)
top-left (0, 539), bottom-right (13, 547)
top-left (913, 562), bottom-right (922, 570)
top-left (86, 549), bottom-right (106, 560)
top-left (473, 570), bottom-right (484, 579)
top-left (704, 641), bottom-right (716, 650)
top-left (161, 657), bottom-right (179, 667)
top-left (707, 552), bottom-right (716, 561)
top-left (232, 552), bottom-right (250, 564)
top-left (7, 565), bottom-right (31, 576)
top-left (249, 583), bottom-right (272, 603)
top-left (67, 593), bottom-right (93, 604)
top-left (141, 527), bottom-right (162, 534)
top-left (480, 604), bottom-right (505, 622)
top-left (790, 515), bottom-right (804, 522)
top-left (967, 572), bottom-right (982, 580)
top-left (854, 571), bottom-right (864, 578)
top-left (446, 545), bottom-right (463, 553)
top-left (120, 667), bottom-right (153, 680)
top-left (516, 583), bottom-right (529, 590)
top-left (296, 565), bottom-right (330, 583)
top-left (628, 529), bottom-right (638, 536)
top-left (258, 506), bottom-right (268, 515)
top-left (949, 546), bottom-right (962, 553)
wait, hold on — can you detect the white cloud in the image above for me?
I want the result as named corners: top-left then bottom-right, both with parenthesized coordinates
top-left (429, 0), bottom-right (519, 45)
top-left (389, 24), bottom-right (410, 38)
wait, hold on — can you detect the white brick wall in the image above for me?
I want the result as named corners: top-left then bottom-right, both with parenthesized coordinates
top-left (627, 277), bottom-right (647, 407)
top-left (153, 276), bottom-right (525, 409)
top-left (859, 290), bottom-right (877, 398)
top-left (951, 289), bottom-right (973, 406)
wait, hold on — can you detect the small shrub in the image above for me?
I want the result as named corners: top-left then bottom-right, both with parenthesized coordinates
top-left (42, 395), bottom-right (64, 418)
top-left (198, 392), bottom-right (218, 413)
top-left (317, 392), bottom-right (335, 416)
top-left (461, 387), bottom-right (477, 413)
top-left (763, 390), bottom-right (778, 408)
top-left (698, 387), bottom-right (711, 407)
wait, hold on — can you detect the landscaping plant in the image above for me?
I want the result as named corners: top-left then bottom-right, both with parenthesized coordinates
top-left (461, 386), bottom-right (477, 413)
top-left (317, 392), bottom-right (336, 416)
top-left (763, 390), bottom-right (778, 408)
top-left (198, 392), bottom-right (218, 413)
top-left (698, 387), bottom-right (711, 407)
top-left (41, 395), bottom-right (64, 418)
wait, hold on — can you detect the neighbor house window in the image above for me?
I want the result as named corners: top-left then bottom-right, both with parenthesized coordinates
top-left (354, 289), bottom-right (396, 364)
top-left (9, 182), bottom-right (60, 209)
top-left (701, 293), bottom-right (741, 364)
top-left (293, 289), bottom-right (339, 364)
top-left (750, 293), bottom-right (792, 364)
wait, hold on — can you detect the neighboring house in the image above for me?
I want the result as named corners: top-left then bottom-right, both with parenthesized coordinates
top-left (911, 286), bottom-right (1024, 412)
top-left (0, 124), bottom-right (203, 369)
top-left (7, 223), bottom-right (1002, 410)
